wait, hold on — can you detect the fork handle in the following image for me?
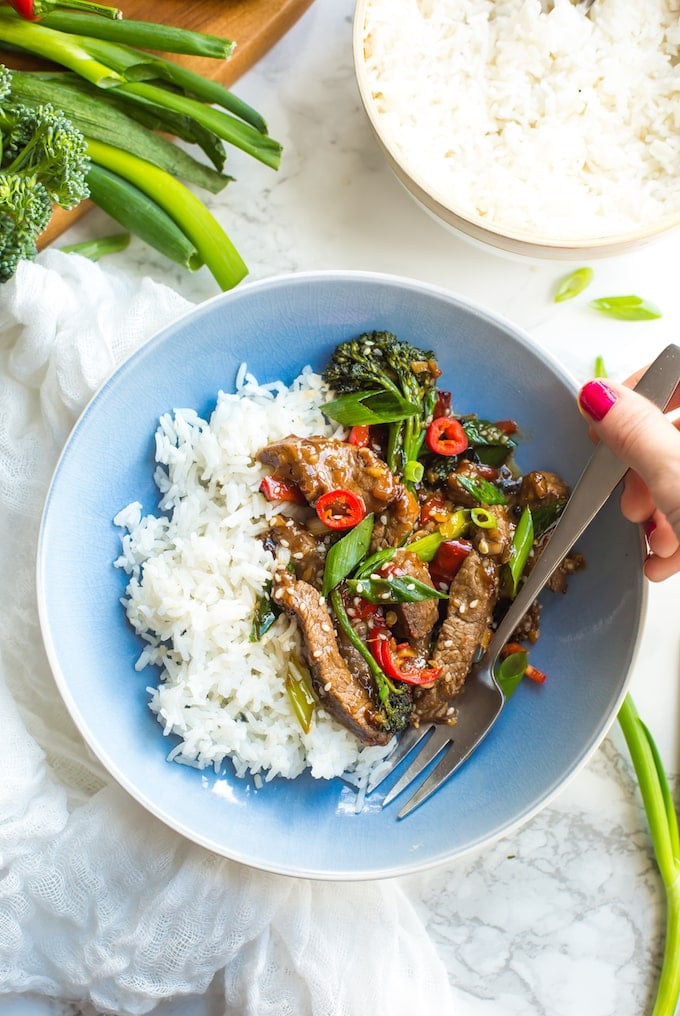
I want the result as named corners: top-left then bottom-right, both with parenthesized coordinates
top-left (488, 343), bottom-right (680, 657)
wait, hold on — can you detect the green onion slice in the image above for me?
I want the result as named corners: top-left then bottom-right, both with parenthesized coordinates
top-left (554, 266), bottom-right (594, 303)
top-left (590, 295), bottom-right (662, 321)
top-left (321, 514), bottom-right (374, 595)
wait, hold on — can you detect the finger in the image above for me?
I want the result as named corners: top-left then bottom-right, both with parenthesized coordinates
top-left (644, 545), bottom-right (680, 582)
top-left (577, 378), bottom-right (680, 541)
top-left (644, 511), bottom-right (680, 560)
top-left (620, 470), bottom-right (655, 524)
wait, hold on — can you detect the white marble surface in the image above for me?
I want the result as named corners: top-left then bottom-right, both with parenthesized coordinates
top-left (16, 2), bottom-right (680, 1014)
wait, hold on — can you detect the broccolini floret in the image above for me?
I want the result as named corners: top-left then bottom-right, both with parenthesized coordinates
top-left (0, 174), bottom-right (52, 283)
top-left (0, 70), bottom-right (90, 282)
top-left (323, 331), bottom-right (441, 478)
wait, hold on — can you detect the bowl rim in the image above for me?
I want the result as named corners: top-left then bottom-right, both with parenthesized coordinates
top-left (352, 0), bottom-right (680, 257)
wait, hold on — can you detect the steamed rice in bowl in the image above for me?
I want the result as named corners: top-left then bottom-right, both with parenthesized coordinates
top-left (355, 0), bottom-right (680, 251)
top-left (113, 366), bottom-right (395, 794)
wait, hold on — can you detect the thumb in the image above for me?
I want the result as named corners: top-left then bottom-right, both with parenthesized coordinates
top-left (577, 377), bottom-right (680, 539)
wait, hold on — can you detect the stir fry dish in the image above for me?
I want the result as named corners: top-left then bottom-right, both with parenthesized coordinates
top-left (254, 332), bottom-right (584, 746)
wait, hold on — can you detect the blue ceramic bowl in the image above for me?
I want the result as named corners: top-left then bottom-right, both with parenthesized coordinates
top-left (37, 271), bottom-right (645, 880)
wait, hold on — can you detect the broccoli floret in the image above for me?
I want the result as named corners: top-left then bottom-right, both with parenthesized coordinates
top-left (0, 71), bottom-right (90, 282)
top-left (323, 331), bottom-right (441, 478)
top-left (0, 174), bottom-right (52, 283)
top-left (0, 65), bottom-right (11, 104)
top-left (375, 674), bottom-right (413, 736)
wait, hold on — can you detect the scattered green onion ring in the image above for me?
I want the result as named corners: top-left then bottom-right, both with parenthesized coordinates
top-left (470, 507), bottom-right (497, 530)
top-left (404, 459), bottom-right (424, 483)
top-left (590, 295), bottom-right (662, 321)
top-left (554, 266), bottom-right (594, 303)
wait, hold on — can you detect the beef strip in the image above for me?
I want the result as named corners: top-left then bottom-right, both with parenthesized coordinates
top-left (369, 484), bottom-right (420, 551)
top-left (261, 515), bottom-right (328, 588)
top-left (257, 436), bottom-right (398, 514)
top-left (517, 470), bottom-right (570, 508)
top-left (445, 460), bottom-right (498, 507)
top-left (388, 548), bottom-right (439, 650)
top-left (412, 549), bottom-right (499, 724)
top-left (470, 504), bottom-right (514, 563)
top-left (272, 572), bottom-right (391, 746)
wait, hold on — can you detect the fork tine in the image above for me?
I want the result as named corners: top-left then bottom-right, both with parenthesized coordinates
top-left (366, 723), bottom-right (430, 795)
top-left (396, 687), bottom-right (505, 818)
top-left (396, 747), bottom-right (472, 819)
top-left (381, 725), bottom-right (453, 807)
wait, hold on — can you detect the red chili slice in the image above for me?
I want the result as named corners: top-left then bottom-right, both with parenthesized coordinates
top-left (315, 488), bottom-right (366, 530)
top-left (419, 492), bottom-right (449, 526)
top-left (429, 539), bottom-right (472, 589)
top-left (259, 475), bottom-right (307, 504)
top-left (347, 425), bottom-right (371, 447)
top-left (494, 418), bottom-right (519, 436)
top-left (426, 416), bottom-right (469, 456)
top-left (368, 624), bottom-right (442, 686)
top-left (433, 390), bottom-right (452, 419)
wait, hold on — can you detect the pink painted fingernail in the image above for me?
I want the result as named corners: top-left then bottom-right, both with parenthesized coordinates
top-left (578, 379), bottom-right (618, 421)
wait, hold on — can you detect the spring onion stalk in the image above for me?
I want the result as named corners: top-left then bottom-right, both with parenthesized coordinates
top-left (40, 11), bottom-right (235, 59)
top-left (0, 11), bottom-right (121, 86)
top-left (85, 163), bottom-right (202, 271)
top-left (40, 13), bottom-right (266, 131)
top-left (618, 695), bottom-right (680, 1015)
top-left (9, 70), bottom-right (231, 193)
top-left (60, 231), bottom-right (129, 260)
top-left (1, 13), bottom-right (280, 166)
top-left (117, 81), bottom-right (281, 169)
top-left (85, 138), bottom-right (245, 289)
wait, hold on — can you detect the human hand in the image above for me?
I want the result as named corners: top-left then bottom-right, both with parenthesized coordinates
top-left (577, 369), bottom-right (680, 581)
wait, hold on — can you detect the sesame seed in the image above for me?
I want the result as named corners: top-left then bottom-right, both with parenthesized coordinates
top-left (293, 552), bottom-right (303, 559)
top-left (324, 681), bottom-right (332, 692)
top-left (469, 599), bottom-right (479, 609)
top-left (443, 640), bottom-right (454, 648)
top-left (321, 623), bottom-right (331, 633)
top-left (459, 602), bottom-right (467, 614)
top-left (279, 539), bottom-right (289, 548)
top-left (312, 649), bottom-right (323, 659)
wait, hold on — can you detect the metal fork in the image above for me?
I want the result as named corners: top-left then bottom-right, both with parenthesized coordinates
top-left (371, 343), bottom-right (680, 819)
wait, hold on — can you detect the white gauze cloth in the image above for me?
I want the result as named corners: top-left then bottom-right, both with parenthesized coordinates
top-left (0, 250), bottom-right (454, 1016)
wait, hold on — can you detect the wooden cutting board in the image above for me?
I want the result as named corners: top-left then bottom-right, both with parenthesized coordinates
top-left (1, 0), bottom-right (315, 246)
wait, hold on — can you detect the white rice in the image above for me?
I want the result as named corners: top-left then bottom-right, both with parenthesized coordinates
top-left (360, 0), bottom-right (680, 241)
top-left (113, 367), bottom-right (395, 792)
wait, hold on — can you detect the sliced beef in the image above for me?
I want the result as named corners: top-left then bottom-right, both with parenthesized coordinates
top-left (470, 504), bottom-right (514, 563)
top-left (261, 515), bottom-right (327, 588)
top-left (257, 436), bottom-right (398, 515)
top-left (517, 470), bottom-right (570, 509)
top-left (444, 460), bottom-right (498, 507)
top-left (370, 483), bottom-right (420, 551)
top-left (412, 549), bottom-right (499, 724)
top-left (272, 573), bottom-right (391, 746)
top-left (388, 548), bottom-right (439, 650)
